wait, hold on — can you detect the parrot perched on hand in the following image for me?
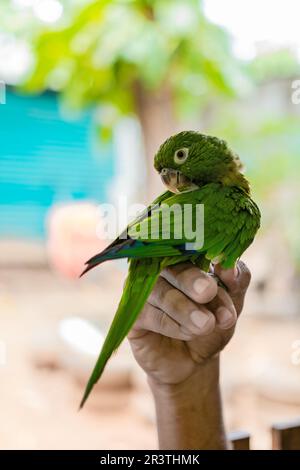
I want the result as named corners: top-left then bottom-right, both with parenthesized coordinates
top-left (80, 131), bottom-right (260, 407)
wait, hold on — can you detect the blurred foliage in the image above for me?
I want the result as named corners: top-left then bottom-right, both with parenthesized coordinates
top-left (248, 48), bottom-right (300, 83)
top-left (208, 61), bottom-right (300, 269)
top-left (20, 0), bottom-right (247, 130)
top-left (0, 0), bottom-right (76, 38)
top-left (2, 0), bottom-right (300, 270)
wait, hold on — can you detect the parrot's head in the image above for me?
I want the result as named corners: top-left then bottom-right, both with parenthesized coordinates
top-left (154, 131), bottom-right (250, 194)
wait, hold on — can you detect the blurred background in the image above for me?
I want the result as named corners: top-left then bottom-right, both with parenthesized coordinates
top-left (0, 0), bottom-right (300, 450)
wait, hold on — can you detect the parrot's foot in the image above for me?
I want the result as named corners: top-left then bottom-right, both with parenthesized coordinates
top-left (207, 272), bottom-right (228, 292)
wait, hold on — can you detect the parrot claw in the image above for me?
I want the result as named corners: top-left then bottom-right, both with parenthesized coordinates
top-left (207, 272), bottom-right (228, 292)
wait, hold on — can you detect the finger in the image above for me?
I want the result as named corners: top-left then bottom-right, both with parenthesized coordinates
top-left (148, 276), bottom-right (216, 336)
top-left (131, 302), bottom-right (193, 341)
top-left (214, 260), bottom-right (251, 294)
top-left (207, 286), bottom-right (237, 330)
top-left (160, 262), bottom-right (218, 304)
top-left (213, 260), bottom-right (251, 314)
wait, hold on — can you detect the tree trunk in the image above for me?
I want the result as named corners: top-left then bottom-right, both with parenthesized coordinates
top-left (134, 83), bottom-right (178, 201)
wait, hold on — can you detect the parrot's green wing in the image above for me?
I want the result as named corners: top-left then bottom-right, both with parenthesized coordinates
top-left (131, 183), bottom-right (260, 268)
top-left (201, 183), bottom-right (260, 268)
top-left (83, 183), bottom-right (260, 272)
top-left (81, 190), bottom-right (172, 275)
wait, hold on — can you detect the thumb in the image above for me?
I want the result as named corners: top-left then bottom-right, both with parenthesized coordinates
top-left (214, 260), bottom-right (251, 315)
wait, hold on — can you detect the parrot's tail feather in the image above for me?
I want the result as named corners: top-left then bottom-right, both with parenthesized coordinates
top-left (80, 239), bottom-right (136, 277)
top-left (79, 258), bottom-right (162, 408)
top-left (80, 238), bottom-right (182, 277)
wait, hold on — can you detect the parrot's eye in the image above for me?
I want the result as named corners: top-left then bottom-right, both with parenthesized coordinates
top-left (174, 148), bottom-right (189, 165)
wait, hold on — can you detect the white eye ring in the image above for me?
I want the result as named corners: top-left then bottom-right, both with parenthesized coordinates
top-left (174, 148), bottom-right (189, 165)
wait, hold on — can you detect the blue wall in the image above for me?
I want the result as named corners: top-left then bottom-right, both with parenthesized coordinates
top-left (0, 90), bottom-right (115, 239)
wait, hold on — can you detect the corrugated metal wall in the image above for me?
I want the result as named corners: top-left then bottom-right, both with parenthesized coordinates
top-left (0, 90), bottom-right (115, 239)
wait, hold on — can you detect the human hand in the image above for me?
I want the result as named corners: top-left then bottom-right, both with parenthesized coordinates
top-left (128, 260), bottom-right (251, 386)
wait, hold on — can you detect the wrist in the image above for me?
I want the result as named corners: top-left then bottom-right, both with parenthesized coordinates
top-left (148, 355), bottom-right (220, 401)
top-left (147, 355), bottom-right (228, 450)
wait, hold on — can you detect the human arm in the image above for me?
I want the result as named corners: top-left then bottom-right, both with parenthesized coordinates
top-left (128, 261), bottom-right (251, 449)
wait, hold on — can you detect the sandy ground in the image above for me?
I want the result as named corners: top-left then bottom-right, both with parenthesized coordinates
top-left (0, 264), bottom-right (300, 450)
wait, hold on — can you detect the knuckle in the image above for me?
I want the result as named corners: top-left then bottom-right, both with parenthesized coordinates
top-left (149, 277), bottom-right (167, 305)
top-left (148, 306), bottom-right (163, 331)
top-left (157, 311), bottom-right (169, 332)
top-left (163, 288), bottom-right (183, 311)
top-left (165, 262), bottom-right (192, 276)
top-left (161, 262), bottom-right (191, 287)
top-left (136, 302), bottom-right (152, 328)
top-left (140, 302), bottom-right (153, 320)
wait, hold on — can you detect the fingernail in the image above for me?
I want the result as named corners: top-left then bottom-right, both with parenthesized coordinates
top-left (190, 310), bottom-right (209, 329)
top-left (216, 307), bottom-right (234, 328)
top-left (193, 278), bottom-right (210, 296)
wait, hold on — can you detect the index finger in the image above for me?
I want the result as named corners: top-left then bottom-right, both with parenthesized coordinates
top-left (160, 262), bottom-right (218, 304)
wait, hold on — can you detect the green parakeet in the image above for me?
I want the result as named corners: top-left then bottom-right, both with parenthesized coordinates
top-left (80, 131), bottom-right (260, 407)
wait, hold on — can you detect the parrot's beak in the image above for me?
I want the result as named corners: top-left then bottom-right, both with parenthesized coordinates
top-left (160, 168), bottom-right (199, 194)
